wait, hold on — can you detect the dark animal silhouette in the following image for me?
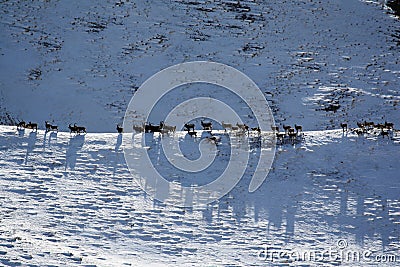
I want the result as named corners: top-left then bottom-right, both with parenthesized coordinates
top-left (355, 129), bottom-right (364, 136)
top-left (184, 123), bottom-right (195, 132)
top-left (201, 120), bottom-right (212, 130)
top-left (294, 124), bottom-right (302, 133)
top-left (340, 123), bottom-right (348, 132)
top-left (117, 124), bottom-right (123, 133)
top-left (25, 122), bottom-right (38, 131)
top-left (68, 124), bottom-right (77, 134)
top-left (74, 123), bottom-right (86, 134)
top-left (283, 124), bottom-right (291, 134)
top-left (385, 121), bottom-right (394, 129)
top-left (145, 121), bottom-right (164, 133)
top-left (69, 123), bottom-right (86, 134)
top-left (364, 121), bottom-right (374, 129)
top-left (380, 129), bottom-right (390, 139)
top-left (251, 127), bottom-right (261, 135)
top-left (357, 122), bottom-right (365, 129)
top-left (17, 121), bottom-right (26, 130)
top-left (45, 121), bottom-right (58, 132)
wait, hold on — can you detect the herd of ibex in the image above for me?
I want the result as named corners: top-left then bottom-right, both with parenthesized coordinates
top-left (341, 120), bottom-right (395, 139)
top-left (16, 120), bottom-right (85, 134)
top-left (15, 119), bottom-right (396, 142)
top-left (132, 120), bottom-right (304, 146)
top-left (272, 124), bottom-right (304, 145)
top-left (17, 120), bottom-right (59, 132)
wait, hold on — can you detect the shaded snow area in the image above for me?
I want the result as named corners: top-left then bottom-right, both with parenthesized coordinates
top-left (0, 126), bottom-right (399, 266)
top-left (1, 0), bottom-right (400, 266)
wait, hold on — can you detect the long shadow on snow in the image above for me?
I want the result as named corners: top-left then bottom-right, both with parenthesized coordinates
top-left (65, 134), bottom-right (85, 170)
top-left (204, 139), bottom-right (399, 250)
top-left (24, 131), bottom-right (37, 165)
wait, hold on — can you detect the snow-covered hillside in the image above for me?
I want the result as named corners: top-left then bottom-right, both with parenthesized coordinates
top-left (1, 0), bottom-right (400, 131)
top-left (1, 0), bottom-right (400, 266)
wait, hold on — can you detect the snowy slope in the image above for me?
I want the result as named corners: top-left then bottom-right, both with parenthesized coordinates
top-left (1, 0), bottom-right (400, 266)
top-left (0, 126), bottom-right (399, 266)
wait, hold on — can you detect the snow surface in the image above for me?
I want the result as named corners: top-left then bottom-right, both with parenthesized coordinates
top-left (0, 126), bottom-right (399, 266)
top-left (1, 0), bottom-right (400, 266)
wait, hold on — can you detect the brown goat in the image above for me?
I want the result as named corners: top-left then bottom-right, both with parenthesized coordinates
top-left (45, 121), bottom-right (58, 132)
top-left (25, 122), bottom-right (38, 131)
top-left (201, 120), bottom-right (212, 131)
top-left (184, 123), bottom-right (195, 132)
